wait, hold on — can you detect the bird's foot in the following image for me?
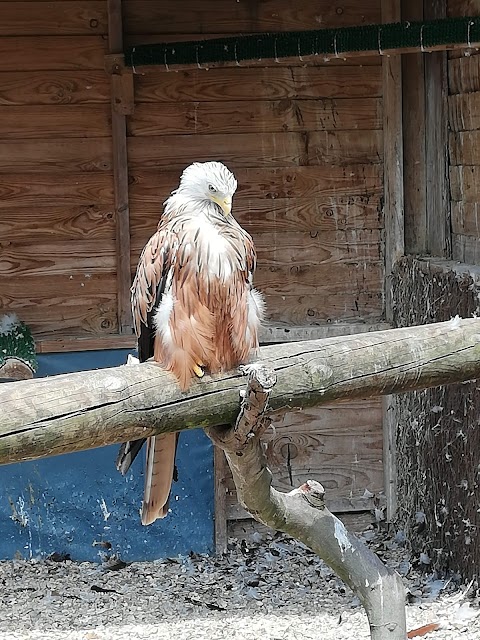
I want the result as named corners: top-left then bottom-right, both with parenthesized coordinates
top-left (193, 363), bottom-right (205, 379)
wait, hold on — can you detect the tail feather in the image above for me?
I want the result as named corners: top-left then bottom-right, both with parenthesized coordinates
top-left (141, 432), bottom-right (178, 525)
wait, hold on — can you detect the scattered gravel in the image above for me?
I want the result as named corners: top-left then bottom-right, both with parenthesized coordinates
top-left (1, 528), bottom-right (479, 639)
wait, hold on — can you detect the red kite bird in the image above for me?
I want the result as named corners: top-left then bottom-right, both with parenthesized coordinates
top-left (117, 162), bottom-right (264, 525)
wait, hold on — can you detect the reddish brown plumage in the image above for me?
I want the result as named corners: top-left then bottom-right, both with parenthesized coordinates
top-left (125, 161), bottom-right (264, 524)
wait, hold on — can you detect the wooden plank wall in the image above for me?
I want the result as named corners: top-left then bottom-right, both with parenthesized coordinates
top-left (448, 0), bottom-right (480, 262)
top-left (125, 0), bottom-right (385, 327)
top-left (0, 1), bottom-right (119, 337)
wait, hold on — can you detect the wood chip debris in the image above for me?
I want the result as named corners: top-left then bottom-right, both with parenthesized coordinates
top-left (0, 529), bottom-right (479, 639)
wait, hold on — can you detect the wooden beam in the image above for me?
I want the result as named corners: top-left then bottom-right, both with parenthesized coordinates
top-left (424, 0), bottom-right (451, 258)
top-left (382, 0), bottom-right (404, 523)
top-left (2, 318), bottom-right (480, 465)
top-left (107, 0), bottom-right (133, 333)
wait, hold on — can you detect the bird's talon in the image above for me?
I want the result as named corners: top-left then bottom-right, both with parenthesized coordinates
top-left (193, 364), bottom-right (205, 378)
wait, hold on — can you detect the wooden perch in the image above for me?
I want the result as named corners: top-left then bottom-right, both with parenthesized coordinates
top-left (1, 317), bottom-right (480, 466)
top-left (207, 365), bottom-right (406, 639)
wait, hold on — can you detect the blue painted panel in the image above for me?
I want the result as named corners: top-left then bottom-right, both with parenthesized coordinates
top-left (0, 350), bottom-right (214, 561)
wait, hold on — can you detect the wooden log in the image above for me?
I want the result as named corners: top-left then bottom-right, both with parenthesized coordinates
top-left (1, 318), bottom-right (480, 466)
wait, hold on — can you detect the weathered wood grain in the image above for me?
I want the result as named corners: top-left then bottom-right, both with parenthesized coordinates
top-left (0, 139), bottom-right (112, 172)
top-left (449, 92), bottom-right (480, 130)
top-left (447, 0), bottom-right (480, 16)
top-left (254, 262), bottom-right (382, 296)
top-left (134, 67), bottom-right (383, 103)
top-left (128, 98), bottom-right (383, 136)
top-left (401, 0), bottom-right (426, 255)
top-left (128, 166), bottom-right (382, 204)
top-left (0, 36), bottom-right (107, 71)
top-left (225, 399), bottom-right (383, 513)
top-left (0, 173), bottom-right (113, 207)
top-left (130, 229), bottom-right (382, 270)
top-left (450, 165), bottom-right (480, 201)
top-left (263, 291), bottom-right (383, 324)
top-left (123, 0), bottom-right (380, 34)
top-left (1, 2), bottom-right (107, 36)
top-left (0, 71), bottom-right (110, 105)
top-left (448, 56), bottom-right (480, 94)
top-left (0, 106), bottom-right (111, 139)
top-left (1, 273), bottom-right (116, 304)
top-left (0, 205), bottom-right (115, 241)
top-left (108, 0), bottom-right (134, 334)
top-left (12, 301), bottom-right (118, 337)
top-left (449, 130), bottom-right (480, 164)
top-left (0, 240), bottom-right (116, 277)
top-left (451, 201), bottom-right (480, 236)
top-left (130, 195), bottom-right (383, 241)
top-left (452, 233), bottom-right (480, 263)
top-left (424, 0), bottom-right (450, 258)
top-left (127, 131), bottom-right (382, 170)
top-left (1, 319), bottom-right (480, 466)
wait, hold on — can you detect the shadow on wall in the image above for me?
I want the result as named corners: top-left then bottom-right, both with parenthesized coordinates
top-left (0, 350), bottom-right (214, 562)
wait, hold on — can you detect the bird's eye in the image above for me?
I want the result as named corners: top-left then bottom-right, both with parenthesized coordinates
top-left (208, 184), bottom-right (217, 193)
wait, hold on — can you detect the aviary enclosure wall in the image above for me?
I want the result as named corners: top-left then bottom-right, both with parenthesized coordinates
top-left (391, 0), bottom-right (480, 580)
top-left (0, 0), bottom-right (386, 554)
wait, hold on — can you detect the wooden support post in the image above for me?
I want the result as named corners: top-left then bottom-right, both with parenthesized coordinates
top-left (107, 0), bottom-right (134, 333)
top-left (213, 446), bottom-right (228, 555)
top-left (382, 0), bottom-right (404, 521)
top-left (382, 0), bottom-right (405, 321)
top-left (424, 0), bottom-right (451, 258)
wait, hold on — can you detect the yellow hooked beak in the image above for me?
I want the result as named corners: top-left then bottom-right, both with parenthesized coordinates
top-left (212, 195), bottom-right (232, 216)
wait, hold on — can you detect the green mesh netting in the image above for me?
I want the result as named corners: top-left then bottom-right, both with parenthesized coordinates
top-left (0, 315), bottom-right (37, 375)
top-left (125, 17), bottom-right (480, 69)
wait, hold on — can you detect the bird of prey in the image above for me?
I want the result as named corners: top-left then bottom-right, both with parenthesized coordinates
top-left (116, 161), bottom-right (264, 525)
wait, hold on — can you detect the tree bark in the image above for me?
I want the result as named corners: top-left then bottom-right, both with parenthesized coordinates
top-left (1, 317), bottom-right (479, 465)
top-left (207, 364), bottom-right (406, 640)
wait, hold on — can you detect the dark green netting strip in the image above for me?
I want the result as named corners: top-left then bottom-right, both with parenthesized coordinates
top-left (125, 17), bottom-right (480, 69)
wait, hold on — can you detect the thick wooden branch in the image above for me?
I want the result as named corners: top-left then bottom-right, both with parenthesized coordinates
top-left (208, 365), bottom-right (406, 640)
top-left (1, 318), bottom-right (480, 465)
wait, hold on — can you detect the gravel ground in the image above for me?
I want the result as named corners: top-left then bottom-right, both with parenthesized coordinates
top-left (1, 528), bottom-right (479, 640)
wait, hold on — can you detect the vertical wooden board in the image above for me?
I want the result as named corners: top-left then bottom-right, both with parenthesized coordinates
top-left (402, 0), bottom-right (426, 255)
top-left (425, 0), bottom-right (451, 258)
top-left (382, 0), bottom-right (404, 321)
top-left (108, 0), bottom-right (133, 333)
